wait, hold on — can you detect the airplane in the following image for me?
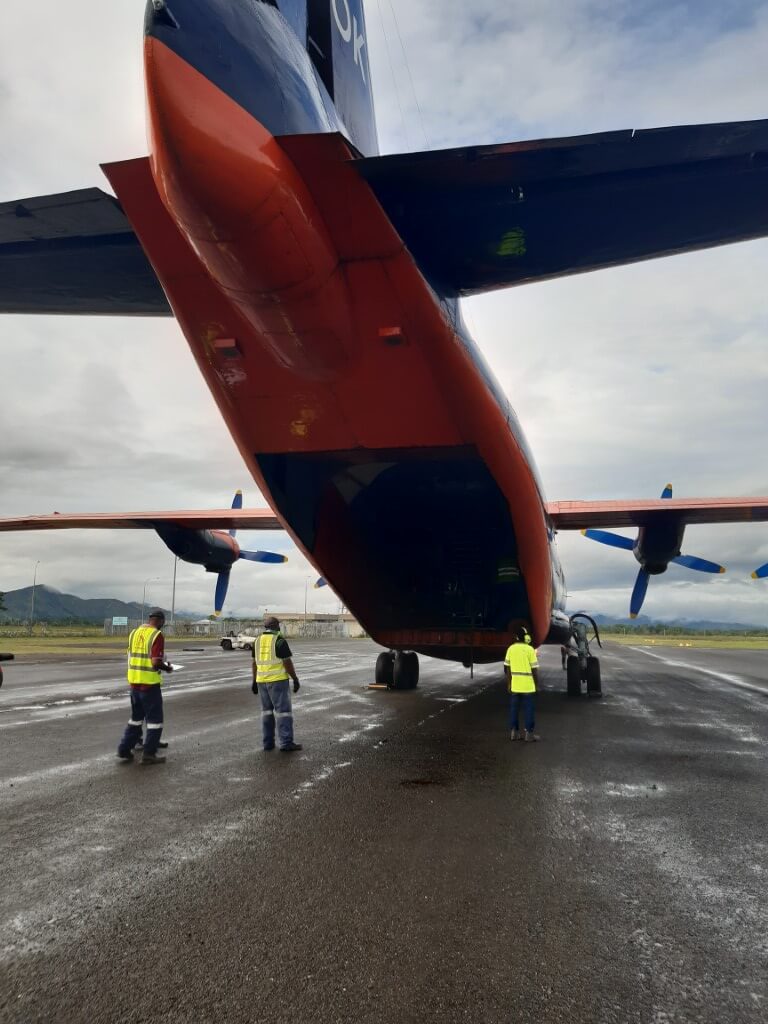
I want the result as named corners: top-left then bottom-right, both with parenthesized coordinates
top-left (2, 0), bottom-right (768, 690)
top-left (581, 485), bottom-right (727, 619)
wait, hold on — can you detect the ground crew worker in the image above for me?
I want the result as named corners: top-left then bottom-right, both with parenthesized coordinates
top-left (504, 625), bottom-right (541, 742)
top-left (117, 610), bottom-right (173, 765)
top-left (252, 615), bottom-right (302, 752)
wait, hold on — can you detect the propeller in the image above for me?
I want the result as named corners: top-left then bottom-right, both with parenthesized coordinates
top-left (314, 577), bottom-right (328, 588)
top-left (212, 491), bottom-right (288, 616)
top-left (582, 484), bottom-right (725, 618)
top-left (214, 571), bottom-right (231, 617)
top-left (752, 563), bottom-right (768, 580)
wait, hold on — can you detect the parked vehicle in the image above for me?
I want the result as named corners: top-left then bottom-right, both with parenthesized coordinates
top-left (220, 632), bottom-right (257, 652)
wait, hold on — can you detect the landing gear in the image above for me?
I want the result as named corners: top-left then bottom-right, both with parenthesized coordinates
top-left (375, 650), bottom-right (419, 690)
top-left (566, 656), bottom-right (582, 697)
top-left (586, 655), bottom-right (602, 696)
top-left (392, 651), bottom-right (419, 690)
top-left (375, 651), bottom-right (395, 687)
top-left (564, 614), bottom-right (603, 698)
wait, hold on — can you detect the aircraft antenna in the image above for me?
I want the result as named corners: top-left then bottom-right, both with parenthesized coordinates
top-left (374, 0), bottom-right (412, 152)
top-left (385, 0), bottom-right (431, 151)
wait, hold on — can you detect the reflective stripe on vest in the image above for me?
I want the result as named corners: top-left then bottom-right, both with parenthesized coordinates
top-left (254, 632), bottom-right (289, 684)
top-left (127, 626), bottom-right (162, 686)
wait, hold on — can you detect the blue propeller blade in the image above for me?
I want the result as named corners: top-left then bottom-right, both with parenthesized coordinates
top-left (672, 554), bottom-right (726, 574)
top-left (229, 490), bottom-right (243, 537)
top-left (315, 577), bottom-right (328, 589)
top-left (213, 571), bottom-right (230, 617)
top-left (752, 563), bottom-right (768, 580)
top-left (582, 529), bottom-right (635, 551)
top-left (629, 568), bottom-right (650, 619)
top-left (661, 483), bottom-right (673, 499)
top-left (239, 550), bottom-right (288, 564)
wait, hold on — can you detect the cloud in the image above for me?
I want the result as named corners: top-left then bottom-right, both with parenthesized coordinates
top-left (1, 1), bottom-right (767, 625)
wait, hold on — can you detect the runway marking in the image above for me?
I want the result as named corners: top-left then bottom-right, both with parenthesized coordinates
top-left (1, 714), bottom-right (258, 792)
top-left (630, 647), bottom-right (768, 698)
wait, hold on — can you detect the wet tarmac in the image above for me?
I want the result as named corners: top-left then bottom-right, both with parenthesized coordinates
top-left (1, 640), bottom-right (767, 1023)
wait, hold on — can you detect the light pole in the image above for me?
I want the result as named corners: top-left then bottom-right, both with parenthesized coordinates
top-left (141, 576), bottom-right (160, 624)
top-left (304, 576), bottom-right (311, 623)
top-left (29, 560), bottom-right (41, 635)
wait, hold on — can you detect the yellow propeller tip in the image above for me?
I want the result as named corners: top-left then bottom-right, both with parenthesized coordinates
top-left (580, 528), bottom-right (587, 536)
top-left (752, 572), bottom-right (759, 580)
top-left (665, 483), bottom-right (673, 491)
top-left (629, 613), bottom-right (638, 620)
top-left (212, 611), bottom-right (221, 618)
top-left (235, 489), bottom-right (242, 495)
top-left (719, 566), bottom-right (726, 574)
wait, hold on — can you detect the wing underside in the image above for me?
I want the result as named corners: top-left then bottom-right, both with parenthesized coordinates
top-left (0, 510), bottom-right (282, 532)
top-left (548, 497), bottom-right (768, 530)
top-left (357, 119), bottom-right (768, 296)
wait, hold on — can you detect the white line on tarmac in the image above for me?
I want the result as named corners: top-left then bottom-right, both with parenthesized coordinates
top-left (630, 647), bottom-right (768, 698)
top-left (1, 714), bottom-right (260, 792)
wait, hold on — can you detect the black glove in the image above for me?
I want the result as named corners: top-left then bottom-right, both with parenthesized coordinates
top-left (293, 678), bottom-right (301, 694)
top-left (251, 679), bottom-right (258, 694)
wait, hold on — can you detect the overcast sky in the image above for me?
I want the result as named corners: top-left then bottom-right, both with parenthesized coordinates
top-left (1, 0), bottom-right (768, 623)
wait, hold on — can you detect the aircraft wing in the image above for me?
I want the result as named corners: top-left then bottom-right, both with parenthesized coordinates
top-left (0, 188), bottom-right (171, 315)
top-left (357, 119), bottom-right (768, 296)
top-left (548, 497), bottom-right (768, 530)
top-left (0, 510), bottom-right (282, 531)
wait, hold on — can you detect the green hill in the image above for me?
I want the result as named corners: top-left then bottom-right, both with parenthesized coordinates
top-left (0, 586), bottom-right (168, 624)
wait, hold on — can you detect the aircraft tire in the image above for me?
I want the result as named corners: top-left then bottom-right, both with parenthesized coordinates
top-left (566, 656), bottom-right (581, 697)
top-left (586, 656), bottom-right (602, 697)
top-left (375, 651), bottom-right (395, 687)
top-left (392, 652), bottom-right (419, 690)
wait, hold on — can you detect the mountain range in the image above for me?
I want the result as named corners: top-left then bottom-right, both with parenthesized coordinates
top-left (0, 585), bottom-right (764, 631)
top-left (0, 586), bottom-right (173, 624)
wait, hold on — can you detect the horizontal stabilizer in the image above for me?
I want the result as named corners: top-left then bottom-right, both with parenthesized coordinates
top-left (0, 188), bottom-right (171, 315)
top-left (0, 509), bottom-right (282, 532)
top-left (357, 119), bottom-right (768, 296)
top-left (549, 497), bottom-right (768, 530)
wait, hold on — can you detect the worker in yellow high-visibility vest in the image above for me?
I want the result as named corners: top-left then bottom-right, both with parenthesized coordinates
top-left (252, 615), bottom-right (302, 752)
top-left (117, 610), bottom-right (174, 764)
top-left (504, 626), bottom-right (541, 742)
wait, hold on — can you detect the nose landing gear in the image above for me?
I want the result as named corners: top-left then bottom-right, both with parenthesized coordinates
top-left (564, 614), bottom-right (603, 697)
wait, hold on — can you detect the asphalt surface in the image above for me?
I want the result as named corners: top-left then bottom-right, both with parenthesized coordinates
top-left (1, 640), bottom-right (767, 1023)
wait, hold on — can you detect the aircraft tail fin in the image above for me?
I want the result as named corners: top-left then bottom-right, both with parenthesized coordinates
top-left (306, 0), bottom-right (377, 155)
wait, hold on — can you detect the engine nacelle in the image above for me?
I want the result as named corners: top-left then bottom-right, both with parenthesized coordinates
top-left (154, 525), bottom-right (240, 573)
top-left (634, 517), bottom-right (685, 575)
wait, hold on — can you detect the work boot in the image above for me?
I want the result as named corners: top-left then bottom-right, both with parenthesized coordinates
top-left (135, 740), bottom-right (168, 749)
top-left (117, 750), bottom-right (134, 762)
top-left (279, 742), bottom-right (303, 752)
top-left (524, 731), bottom-right (540, 743)
top-left (510, 729), bottom-right (522, 741)
top-left (140, 752), bottom-right (167, 765)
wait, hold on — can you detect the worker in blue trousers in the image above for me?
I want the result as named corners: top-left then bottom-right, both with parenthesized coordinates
top-left (252, 616), bottom-right (302, 752)
top-left (117, 609), bottom-right (174, 765)
top-left (504, 625), bottom-right (541, 742)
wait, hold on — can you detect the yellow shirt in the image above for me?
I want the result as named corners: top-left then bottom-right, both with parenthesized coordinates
top-left (504, 642), bottom-right (538, 693)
